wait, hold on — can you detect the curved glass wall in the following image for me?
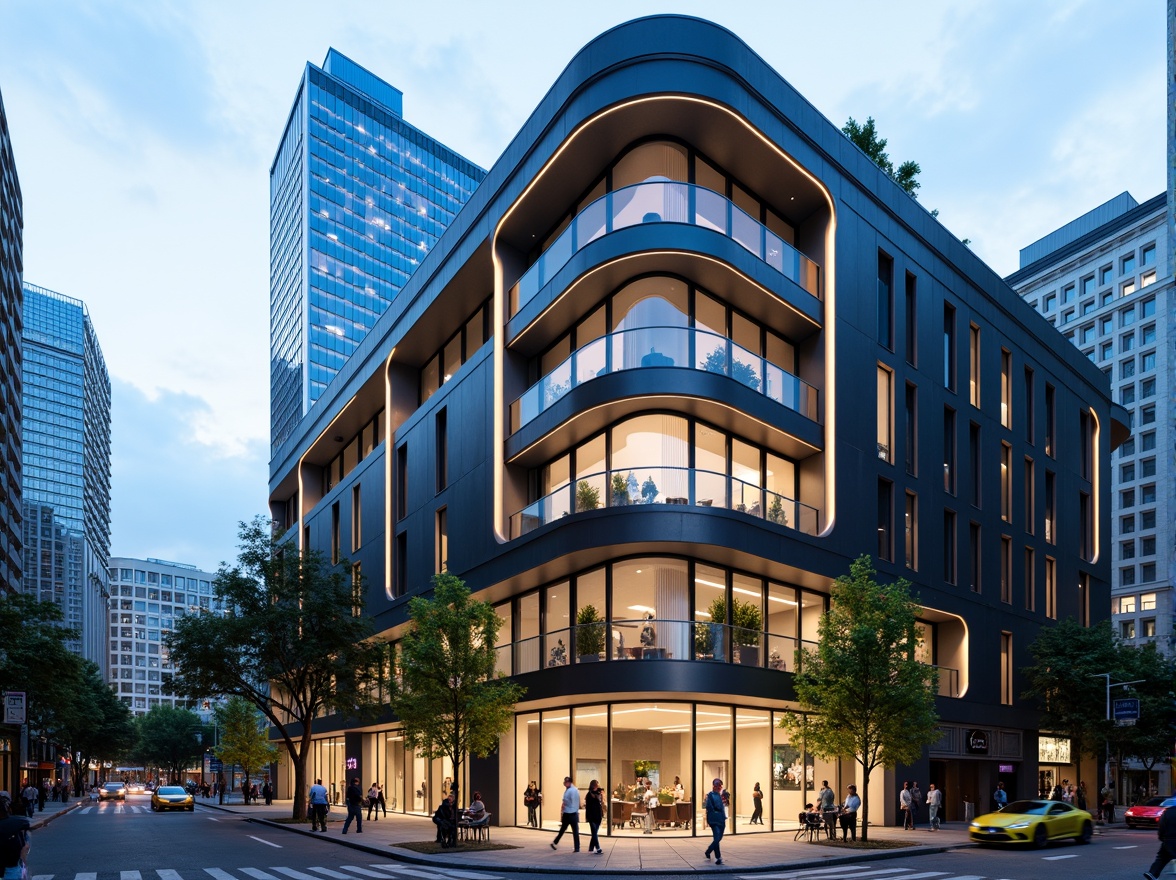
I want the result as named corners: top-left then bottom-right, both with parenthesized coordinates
top-left (511, 413), bottom-right (818, 537)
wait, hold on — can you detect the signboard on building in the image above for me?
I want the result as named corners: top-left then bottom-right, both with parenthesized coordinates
top-left (1039, 735), bottom-right (1071, 764)
top-left (965, 729), bottom-right (989, 754)
top-left (4, 692), bottom-right (25, 725)
top-left (1113, 697), bottom-right (1140, 725)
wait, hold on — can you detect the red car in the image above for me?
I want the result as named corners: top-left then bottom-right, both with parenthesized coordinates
top-left (1124, 796), bottom-right (1176, 828)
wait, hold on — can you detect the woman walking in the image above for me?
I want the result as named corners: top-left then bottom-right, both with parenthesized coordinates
top-left (749, 782), bottom-right (763, 824)
top-left (585, 779), bottom-right (604, 854)
top-left (524, 780), bottom-right (541, 828)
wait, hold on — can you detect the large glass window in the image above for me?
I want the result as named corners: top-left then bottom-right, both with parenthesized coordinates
top-left (611, 559), bottom-right (689, 661)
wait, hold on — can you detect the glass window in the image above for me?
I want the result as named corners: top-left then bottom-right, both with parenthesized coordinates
top-left (1142, 298), bottom-right (1156, 318)
top-left (611, 559), bottom-right (689, 661)
top-left (1042, 292), bottom-right (1056, 312)
top-left (1141, 270), bottom-right (1156, 288)
top-left (1142, 351), bottom-right (1156, 371)
top-left (1122, 253), bottom-right (1136, 275)
top-left (1100, 265), bottom-right (1113, 285)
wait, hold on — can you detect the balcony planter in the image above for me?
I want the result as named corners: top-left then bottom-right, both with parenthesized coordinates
top-left (576, 604), bottom-right (606, 662)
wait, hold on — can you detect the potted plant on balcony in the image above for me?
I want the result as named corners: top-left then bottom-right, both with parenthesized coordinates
top-left (576, 480), bottom-right (600, 512)
top-left (611, 472), bottom-right (630, 506)
top-left (707, 596), bottom-right (762, 667)
top-left (767, 494), bottom-right (788, 527)
top-left (576, 604), bottom-right (605, 662)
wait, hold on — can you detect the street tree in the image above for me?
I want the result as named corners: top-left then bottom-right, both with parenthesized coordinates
top-left (1111, 641), bottom-right (1175, 799)
top-left (215, 696), bottom-right (280, 804)
top-left (134, 705), bottom-right (204, 784)
top-left (842, 116), bottom-right (922, 196)
top-left (164, 517), bottom-right (388, 820)
top-left (1021, 617), bottom-right (1118, 793)
top-left (389, 574), bottom-right (525, 819)
top-left (62, 661), bottom-right (136, 794)
top-left (778, 554), bottom-right (939, 841)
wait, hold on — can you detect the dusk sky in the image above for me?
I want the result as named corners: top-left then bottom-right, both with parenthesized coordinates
top-left (0, 1), bottom-right (1167, 571)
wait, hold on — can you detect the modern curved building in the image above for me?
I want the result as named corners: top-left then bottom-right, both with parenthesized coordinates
top-left (269, 16), bottom-right (1127, 829)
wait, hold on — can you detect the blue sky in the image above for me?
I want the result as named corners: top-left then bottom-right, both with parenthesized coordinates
top-left (0, 0), bottom-right (1167, 570)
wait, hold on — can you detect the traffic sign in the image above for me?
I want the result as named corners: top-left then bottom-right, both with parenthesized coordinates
top-left (1113, 697), bottom-right (1140, 723)
top-left (4, 692), bottom-right (25, 724)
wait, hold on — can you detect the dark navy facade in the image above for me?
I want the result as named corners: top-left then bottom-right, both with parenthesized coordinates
top-left (270, 17), bottom-right (1125, 831)
top-left (0, 85), bottom-right (22, 601)
top-left (269, 49), bottom-right (485, 455)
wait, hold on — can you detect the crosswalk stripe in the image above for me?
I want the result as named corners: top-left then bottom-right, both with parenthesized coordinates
top-left (75, 874), bottom-right (97, 880)
top-left (749, 869), bottom-right (923, 880)
top-left (239, 869), bottom-right (282, 880)
top-left (307, 870), bottom-right (354, 879)
top-left (158, 870), bottom-right (184, 880)
top-left (370, 866), bottom-right (501, 880)
top-left (122, 872), bottom-right (142, 880)
top-left (884, 873), bottom-right (953, 880)
top-left (271, 869), bottom-right (322, 880)
top-left (30, 875), bottom-right (52, 880)
top-left (340, 867), bottom-right (396, 878)
top-left (205, 869), bottom-right (240, 880)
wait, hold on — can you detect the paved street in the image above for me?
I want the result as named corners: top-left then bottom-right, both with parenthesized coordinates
top-left (21, 793), bottom-right (1164, 880)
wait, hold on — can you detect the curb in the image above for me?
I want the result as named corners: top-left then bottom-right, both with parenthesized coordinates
top-left (237, 813), bottom-right (974, 875)
top-left (30, 800), bottom-right (83, 830)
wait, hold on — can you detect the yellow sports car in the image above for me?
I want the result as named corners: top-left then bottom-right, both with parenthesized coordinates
top-left (969, 799), bottom-right (1093, 847)
top-left (150, 785), bottom-right (195, 812)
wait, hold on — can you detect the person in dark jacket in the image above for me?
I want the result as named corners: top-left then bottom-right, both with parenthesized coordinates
top-left (433, 794), bottom-right (456, 847)
top-left (1145, 803), bottom-right (1176, 879)
top-left (584, 780), bottom-right (604, 855)
top-left (703, 778), bottom-right (726, 865)
top-left (0, 793), bottom-right (31, 880)
top-left (341, 777), bottom-right (363, 834)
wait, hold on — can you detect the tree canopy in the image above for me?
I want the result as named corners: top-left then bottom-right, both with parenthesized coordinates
top-left (164, 516), bottom-right (388, 820)
top-left (0, 592), bottom-right (87, 738)
top-left (779, 555), bottom-right (939, 840)
top-left (63, 661), bottom-right (136, 793)
top-left (389, 574), bottom-right (524, 819)
top-left (134, 705), bottom-right (204, 784)
top-left (842, 116), bottom-right (922, 196)
top-left (215, 696), bottom-right (280, 803)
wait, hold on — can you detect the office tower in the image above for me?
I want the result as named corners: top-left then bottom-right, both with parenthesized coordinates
top-left (106, 557), bottom-right (222, 715)
top-left (269, 49), bottom-right (485, 455)
top-left (269, 17), bottom-right (1124, 817)
top-left (1009, 194), bottom-right (1173, 655)
top-left (0, 87), bottom-right (22, 597)
top-left (21, 282), bottom-right (112, 673)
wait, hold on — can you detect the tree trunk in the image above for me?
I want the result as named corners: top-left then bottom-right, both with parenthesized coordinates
top-left (860, 764), bottom-right (870, 842)
top-left (289, 728), bottom-right (312, 821)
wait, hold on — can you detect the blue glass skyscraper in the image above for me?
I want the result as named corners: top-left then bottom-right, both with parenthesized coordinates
top-left (270, 49), bottom-right (485, 453)
top-left (21, 282), bottom-right (112, 673)
top-left (0, 87), bottom-right (22, 599)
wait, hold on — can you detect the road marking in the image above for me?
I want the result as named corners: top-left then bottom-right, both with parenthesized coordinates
top-left (205, 869), bottom-right (241, 880)
top-left (122, 872), bottom-right (142, 880)
top-left (339, 868), bottom-right (395, 878)
top-left (271, 869), bottom-right (322, 880)
top-left (1115, 844), bottom-right (1139, 849)
top-left (370, 866), bottom-right (502, 880)
top-left (749, 870), bottom-right (913, 880)
top-left (75, 874), bottom-right (97, 880)
top-left (249, 835), bottom-right (283, 848)
top-left (158, 870), bottom-right (185, 880)
top-left (239, 870), bottom-right (282, 880)
top-left (1043, 854), bottom-right (1079, 860)
top-left (306, 870), bottom-right (352, 879)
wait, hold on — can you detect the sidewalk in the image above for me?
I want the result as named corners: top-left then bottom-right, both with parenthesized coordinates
top-left (25, 797), bottom-right (82, 830)
top-left (201, 798), bottom-right (992, 874)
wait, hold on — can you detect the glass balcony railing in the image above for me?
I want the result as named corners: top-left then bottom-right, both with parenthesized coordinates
top-left (509, 465), bottom-right (820, 538)
top-left (493, 620), bottom-right (960, 698)
top-left (509, 180), bottom-right (821, 315)
top-left (510, 325), bottom-right (819, 431)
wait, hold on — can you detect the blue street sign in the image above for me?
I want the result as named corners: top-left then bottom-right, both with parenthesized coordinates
top-left (1113, 697), bottom-right (1140, 721)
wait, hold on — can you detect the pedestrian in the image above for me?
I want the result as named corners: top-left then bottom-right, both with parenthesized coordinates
top-left (342, 777), bottom-right (363, 834)
top-left (549, 776), bottom-right (581, 852)
top-left (262, 780), bottom-right (272, 806)
top-left (376, 783), bottom-right (387, 817)
top-left (992, 780), bottom-right (1007, 812)
top-left (19, 784), bottom-right (35, 819)
top-left (524, 780), bottom-right (541, 828)
top-left (432, 793), bottom-right (456, 848)
top-left (0, 792), bottom-right (31, 880)
top-left (1145, 794), bottom-right (1176, 879)
top-left (1100, 781), bottom-right (1115, 824)
top-left (36, 782), bottom-right (46, 813)
top-left (925, 783), bottom-right (942, 830)
top-left (366, 782), bottom-right (380, 822)
top-left (818, 779), bottom-right (836, 838)
top-left (910, 781), bottom-right (923, 828)
top-left (1076, 780), bottom-right (1088, 811)
top-left (749, 782), bottom-right (763, 825)
top-left (307, 778), bottom-right (329, 832)
top-left (840, 784), bottom-right (861, 841)
top-left (703, 777), bottom-right (726, 865)
top-left (900, 780), bottom-right (913, 829)
top-left (584, 779), bottom-right (604, 854)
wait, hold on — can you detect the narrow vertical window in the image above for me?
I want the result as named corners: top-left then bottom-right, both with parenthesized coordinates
top-left (435, 508), bottom-right (448, 573)
top-left (1044, 470), bottom-right (1056, 545)
top-left (351, 484), bottom-right (362, 552)
top-left (1024, 458), bottom-right (1035, 534)
top-left (878, 251), bottom-right (893, 349)
top-left (943, 303), bottom-right (956, 391)
top-left (944, 510), bottom-right (957, 584)
top-left (436, 407), bottom-right (448, 493)
top-left (969, 522), bottom-right (981, 593)
top-left (905, 272), bottom-right (917, 365)
top-left (1044, 383), bottom-right (1056, 457)
top-left (1000, 632), bottom-right (1013, 705)
top-left (395, 532), bottom-right (407, 597)
top-left (904, 491), bottom-right (918, 570)
top-left (878, 479), bottom-right (893, 562)
top-left (943, 407), bottom-right (956, 494)
top-left (1044, 556), bottom-right (1056, 619)
top-left (877, 365), bottom-right (893, 463)
top-left (1024, 547), bottom-right (1035, 612)
top-left (1078, 573), bottom-right (1090, 627)
top-left (1000, 536), bottom-right (1012, 604)
top-left (396, 443), bottom-right (408, 520)
top-left (1023, 366), bottom-right (1035, 444)
top-left (969, 323), bottom-right (981, 408)
top-left (1079, 409), bottom-right (1094, 482)
top-left (1000, 442), bottom-right (1012, 522)
top-left (1079, 491), bottom-right (1092, 561)
top-left (351, 562), bottom-right (363, 617)
top-left (904, 382), bottom-right (917, 475)
top-left (1000, 348), bottom-right (1012, 428)
top-left (969, 422), bottom-right (981, 507)
top-left (331, 501), bottom-right (341, 565)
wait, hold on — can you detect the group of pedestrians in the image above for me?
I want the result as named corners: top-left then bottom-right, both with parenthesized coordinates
top-left (898, 779), bottom-right (943, 831)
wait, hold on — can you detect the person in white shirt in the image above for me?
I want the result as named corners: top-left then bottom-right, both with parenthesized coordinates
top-left (550, 776), bottom-right (581, 852)
top-left (925, 783), bottom-right (942, 830)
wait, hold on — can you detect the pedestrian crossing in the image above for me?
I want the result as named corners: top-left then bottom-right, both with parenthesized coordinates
top-left (31, 865), bottom-right (502, 880)
top-left (748, 867), bottom-right (1001, 880)
top-left (73, 804), bottom-right (168, 815)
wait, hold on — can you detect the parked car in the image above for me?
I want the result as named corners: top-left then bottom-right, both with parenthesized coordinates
top-left (151, 786), bottom-right (195, 812)
top-left (126, 782), bottom-right (146, 794)
top-left (98, 782), bottom-right (127, 801)
top-left (969, 799), bottom-right (1093, 847)
top-left (1125, 796), bottom-right (1176, 828)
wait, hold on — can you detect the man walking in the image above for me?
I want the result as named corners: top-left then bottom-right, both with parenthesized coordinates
top-left (703, 777), bottom-right (727, 865)
top-left (550, 776), bottom-right (581, 852)
top-left (910, 781), bottom-right (923, 829)
top-left (993, 780), bottom-right (1007, 812)
top-left (342, 777), bottom-right (363, 834)
top-left (307, 778), bottom-right (329, 832)
top-left (1144, 793), bottom-right (1176, 879)
top-left (925, 783), bottom-right (942, 830)
top-left (840, 784), bottom-right (861, 841)
top-left (899, 781), bottom-right (913, 829)
top-left (818, 779), bottom-right (836, 839)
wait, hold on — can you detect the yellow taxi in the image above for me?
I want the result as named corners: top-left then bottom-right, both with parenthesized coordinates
top-left (150, 785), bottom-right (195, 812)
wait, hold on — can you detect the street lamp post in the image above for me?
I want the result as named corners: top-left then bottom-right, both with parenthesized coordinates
top-left (1091, 672), bottom-right (1145, 810)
